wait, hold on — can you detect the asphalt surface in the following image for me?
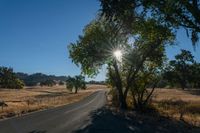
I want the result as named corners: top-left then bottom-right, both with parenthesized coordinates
top-left (0, 90), bottom-right (106, 133)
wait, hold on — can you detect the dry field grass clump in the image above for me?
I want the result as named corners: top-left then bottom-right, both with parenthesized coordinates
top-left (152, 89), bottom-right (200, 126)
top-left (0, 85), bottom-right (105, 119)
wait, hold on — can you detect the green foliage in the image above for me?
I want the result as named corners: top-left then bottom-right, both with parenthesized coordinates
top-left (87, 80), bottom-right (105, 85)
top-left (100, 0), bottom-right (200, 108)
top-left (69, 17), bottom-right (128, 77)
top-left (189, 63), bottom-right (200, 88)
top-left (40, 79), bottom-right (56, 87)
top-left (130, 63), bottom-right (162, 110)
top-left (68, 14), bottom-right (174, 110)
top-left (164, 50), bottom-right (200, 89)
top-left (100, 0), bottom-right (200, 46)
top-left (66, 75), bottom-right (86, 93)
top-left (14, 79), bottom-right (25, 89)
top-left (174, 49), bottom-right (195, 63)
top-left (58, 81), bottom-right (65, 85)
top-left (142, 0), bottom-right (200, 46)
top-left (0, 66), bottom-right (24, 89)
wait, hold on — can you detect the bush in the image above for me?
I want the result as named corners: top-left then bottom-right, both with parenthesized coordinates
top-left (66, 75), bottom-right (86, 93)
top-left (59, 81), bottom-right (65, 85)
top-left (40, 79), bottom-right (56, 87)
top-left (0, 66), bottom-right (24, 89)
top-left (15, 79), bottom-right (25, 89)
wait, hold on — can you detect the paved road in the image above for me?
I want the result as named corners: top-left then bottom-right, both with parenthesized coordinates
top-left (0, 90), bottom-right (106, 133)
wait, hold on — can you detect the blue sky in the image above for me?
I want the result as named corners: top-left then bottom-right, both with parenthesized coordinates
top-left (0, 0), bottom-right (199, 81)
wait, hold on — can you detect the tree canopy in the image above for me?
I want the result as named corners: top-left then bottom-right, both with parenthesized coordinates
top-left (0, 66), bottom-right (24, 89)
top-left (40, 79), bottom-right (56, 87)
top-left (100, 0), bottom-right (200, 46)
top-left (66, 75), bottom-right (86, 93)
top-left (164, 50), bottom-right (200, 89)
top-left (68, 16), bottom-right (174, 109)
top-left (68, 0), bottom-right (199, 110)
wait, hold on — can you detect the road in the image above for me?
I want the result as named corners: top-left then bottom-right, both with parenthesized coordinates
top-left (0, 90), bottom-right (106, 133)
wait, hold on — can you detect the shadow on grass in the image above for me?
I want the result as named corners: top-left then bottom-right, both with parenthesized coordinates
top-left (74, 106), bottom-right (199, 133)
top-left (158, 99), bottom-right (200, 112)
top-left (33, 91), bottom-right (70, 98)
top-left (28, 130), bottom-right (46, 133)
top-left (185, 89), bottom-right (200, 96)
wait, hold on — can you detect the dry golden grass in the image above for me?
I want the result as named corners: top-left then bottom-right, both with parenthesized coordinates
top-left (152, 88), bottom-right (200, 126)
top-left (153, 88), bottom-right (200, 102)
top-left (0, 85), bottom-right (106, 119)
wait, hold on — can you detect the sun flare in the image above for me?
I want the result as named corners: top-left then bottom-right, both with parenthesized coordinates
top-left (113, 50), bottom-right (122, 62)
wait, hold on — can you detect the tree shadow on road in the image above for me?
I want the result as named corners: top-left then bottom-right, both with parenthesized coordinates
top-left (28, 130), bottom-right (46, 133)
top-left (74, 106), bottom-right (199, 133)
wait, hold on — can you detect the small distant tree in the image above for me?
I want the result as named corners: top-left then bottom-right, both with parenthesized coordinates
top-left (40, 79), bottom-right (56, 87)
top-left (14, 79), bottom-right (25, 89)
top-left (188, 62), bottom-right (200, 89)
top-left (0, 66), bottom-right (24, 89)
top-left (66, 75), bottom-right (86, 93)
top-left (59, 81), bottom-right (65, 85)
top-left (164, 50), bottom-right (195, 89)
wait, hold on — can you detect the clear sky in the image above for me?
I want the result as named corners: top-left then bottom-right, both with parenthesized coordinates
top-left (0, 0), bottom-right (199, 81)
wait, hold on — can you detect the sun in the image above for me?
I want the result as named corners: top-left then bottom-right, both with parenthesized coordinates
top-left (113, 50), bottom-right (122, 62)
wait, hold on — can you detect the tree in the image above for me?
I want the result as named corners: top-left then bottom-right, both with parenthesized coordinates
top-left (164, 50), bottom-right (195, 89)
top-left (66, 75), bottom-right (86, 93)
top-left (191, 63), bottom-right (200, 88)
top-left (0, 66), bottom-right (24, 89)
top-left (69, 18), bottom-right (128, 108)
top-left (142, 0), bottom-right (200, 46)
top-left (14, 79), bottom-right (25, 89)
top-left (40, 79), bottom-right (56, 87)
top-left (100, 0), bottom-right (200, 47)
top-left (68, 17), bottom-right (174, 110)
top-left (59, 81), bottom-right (65, 85)
top-left (164, 50), bottom-right (200, 89)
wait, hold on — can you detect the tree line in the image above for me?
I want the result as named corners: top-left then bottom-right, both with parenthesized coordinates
top-left (16, 72), bottom-right (67, 86)
top-left (163, 49), bottom-right (200, 89)
top-left (0, 69), bottom-right (68, 88)
top-left (0, 66), bottom-right (105, 90)
top-left (0, 67), bottom-right (88, 92)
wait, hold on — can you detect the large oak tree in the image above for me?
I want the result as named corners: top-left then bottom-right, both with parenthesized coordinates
top-left (68, 17), bottom-right (174, 109)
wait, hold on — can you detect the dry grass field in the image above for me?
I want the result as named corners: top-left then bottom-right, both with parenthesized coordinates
top-left (0, 84), bottom-right (106, 119)
top-left (152, 88), bottom-right (200, 126)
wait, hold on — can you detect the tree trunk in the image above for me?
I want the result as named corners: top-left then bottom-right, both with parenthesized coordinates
top-left (119, 95), bottom-right (127, 109)
top-left (180, 81), bottom-right (185, 90)
top-left (116, 85), bottom-right (127, 109)
top-left (113, 61), bottom-right (127, 109)
top-left (75, 87), bottom-right (78, 94)
top-left (120, 99), bottom-right (127, 109)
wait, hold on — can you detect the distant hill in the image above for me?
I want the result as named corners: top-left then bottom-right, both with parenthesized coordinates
top-left (16, 72), bottom-right (67, 86)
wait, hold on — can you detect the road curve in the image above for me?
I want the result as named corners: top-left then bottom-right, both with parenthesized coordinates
top-left (0, 90), bottom-right (107, 133)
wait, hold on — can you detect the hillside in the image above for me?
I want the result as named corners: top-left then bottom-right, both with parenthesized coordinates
top-left (16, 72), bottom-right (67, 86)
